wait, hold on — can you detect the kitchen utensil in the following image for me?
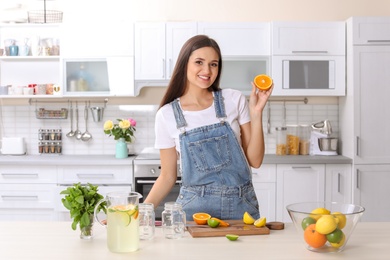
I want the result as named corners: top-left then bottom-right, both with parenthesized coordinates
top-left (74, 102), bottom-right (82, 140)
top-left (318, 137), bottom-right (338, 152)
top-left (94, 192), bottom-right (143, 253)
top-left (81, 103), bottom-right (92, 142)
top-left (310, 120), bottom-right (337, 155)
top-left (90, 106), bottom-right (104, 122)
top-left (286, 202), bottom-right (365, 253)
top-left (66, 102), bottom-right (75, 138)
top-left (186, 220), bottom-right (270, 238)
top-left (311, 119), bottom-right (332, 135)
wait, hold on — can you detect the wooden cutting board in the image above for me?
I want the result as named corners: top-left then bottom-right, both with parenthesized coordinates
top-left (186, 220), bottom-right (270, 238)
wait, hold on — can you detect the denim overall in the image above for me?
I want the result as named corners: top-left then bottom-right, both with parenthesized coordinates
top-left (172, 90), bottom-right (260, 220)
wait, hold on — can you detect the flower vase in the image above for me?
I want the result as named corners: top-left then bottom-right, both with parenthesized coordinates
top-left (116, 138), bottom-right (128, 159)
top-left (80, 216), bottom-right (94, 240)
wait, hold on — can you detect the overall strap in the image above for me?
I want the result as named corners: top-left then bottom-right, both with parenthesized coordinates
top-left (214, 90), bottom-right (227, 119)
top-left (171, 99), bottom-right (187, 130)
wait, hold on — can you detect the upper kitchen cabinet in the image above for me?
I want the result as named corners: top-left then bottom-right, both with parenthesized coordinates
top-left (271, 21), bottom-right (346, 96)
top-left (0, 23), bottom-right (61, 91)
top-left (351, 16), bottom-right (390, 45)
top-left (272, 22), bottom-right (345, 55)
top-left (60, 21), bottom-right (134, 57)
top-left (340, 17), bottom-right (390, 164)
top-left (197, 22), bottom-right (270, 56)
top-left (134, 22), bottom-right (197, 95)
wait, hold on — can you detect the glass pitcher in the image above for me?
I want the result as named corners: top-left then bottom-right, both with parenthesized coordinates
top-left (94, 192), bottom-right (142, 253)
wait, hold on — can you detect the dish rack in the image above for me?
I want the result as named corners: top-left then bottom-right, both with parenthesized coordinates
top-left (36, 108), bottom-right (68, 119)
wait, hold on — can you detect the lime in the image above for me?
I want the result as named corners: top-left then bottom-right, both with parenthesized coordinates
top-left (226, 234), bottom-right (239, 241)
top-left (254, 217), bottom-right (266, 227)
top-left (207, 218), bottom-right (220, 228)
top-left (243, 212), bottom-right (255, 225)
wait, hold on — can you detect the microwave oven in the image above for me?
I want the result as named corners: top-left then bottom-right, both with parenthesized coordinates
top-left (271, 55), bottom-right (345, 96)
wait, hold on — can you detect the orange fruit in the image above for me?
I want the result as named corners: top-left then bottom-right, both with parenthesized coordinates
top-left (304, 224), bottom-right (327, 249)
top-left (210, 217), bottom-right (230, 227)
top-left (193, 212), bottom-right (211, 225)
top-left (254, 74), bottom-right (273, 91)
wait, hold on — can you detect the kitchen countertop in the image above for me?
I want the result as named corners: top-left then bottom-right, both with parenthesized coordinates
top-left (0, 221), bottom-right (387, 259)
top-left (0, 154), bottom-right (352, 165)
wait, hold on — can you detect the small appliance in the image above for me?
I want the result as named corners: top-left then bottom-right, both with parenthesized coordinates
top-left (310, 120), bottom-right (338, 156)
top-left (0, 137), bottom-right (26, 155)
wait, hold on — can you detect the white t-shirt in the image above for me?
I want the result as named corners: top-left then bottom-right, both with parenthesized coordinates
top-left (154, 89), bottom-right (250, 153)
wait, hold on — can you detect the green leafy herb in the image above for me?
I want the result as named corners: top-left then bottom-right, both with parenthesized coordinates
top-left (60, 183), bottom-right (106, 231)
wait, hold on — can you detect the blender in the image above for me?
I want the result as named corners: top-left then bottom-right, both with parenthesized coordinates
top-left (310, 120), bottom-right (338, 155)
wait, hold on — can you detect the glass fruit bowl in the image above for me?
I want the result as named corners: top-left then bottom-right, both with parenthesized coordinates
top-left (286, 202), bottom-right (365, 253)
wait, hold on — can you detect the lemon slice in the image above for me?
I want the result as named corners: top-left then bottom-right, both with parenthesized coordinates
top-left (226, 234), bottom-right (239, 241)
top-left (243, 212), bottom-right (255, 225)
top-left (254, 217), bottom-right (266, 227)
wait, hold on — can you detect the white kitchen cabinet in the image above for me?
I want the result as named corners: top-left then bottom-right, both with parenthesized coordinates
top-left (325, 164), bottom-right (352, 203)
top-left (134, 22), bottom-right (197, 94)
top-left (341, 17), bottom-right (390, 164)
top-left (276, 164), bottom-right (325, 223)
top-left (0, 165), bottom-right (57, 221)
top-left (353, 165), bottom-right (390, 222)
top-left (197, 22), bottom-right (271, 56)
top-left (271, 22), bottom-right (345, 55)
top-left (351, 16), bottom-right (390, 45)
top-left (251, 165), bottom-right (276, 221)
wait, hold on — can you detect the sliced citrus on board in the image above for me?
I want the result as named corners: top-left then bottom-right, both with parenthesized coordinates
top-left (254, 74), bottom-right (273, 91)
top-left (193, 212), bottom-right (211, 225)
top-left (207, 218), bottom-right (220, 228)
top-left (254, 217), bottom-right (266, 227)
top-left (210, 217), bottom-right (230, 227)
top-left (226, 234), bottom-right (239, 241)
top-left (243, 211), bottom-right (255, 225)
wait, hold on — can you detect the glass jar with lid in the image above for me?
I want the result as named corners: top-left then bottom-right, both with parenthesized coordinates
top-left (275, 127), bottom-right (287, 155)
top-left (162, 202), bottom-right (186, 239)
top-left (139, 203), bottom-right (155, 240)
top-left (299, 125), bottom-right (311, 155)
top-left (287, 125), bottom-right (300, 155)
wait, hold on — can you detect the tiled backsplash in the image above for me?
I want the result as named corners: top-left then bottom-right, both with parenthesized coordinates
top-left (0, 103), bottom-right (338, 156)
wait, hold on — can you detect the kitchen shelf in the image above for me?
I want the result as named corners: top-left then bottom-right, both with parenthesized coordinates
top-left (35, 108), bottom-right (68, 119)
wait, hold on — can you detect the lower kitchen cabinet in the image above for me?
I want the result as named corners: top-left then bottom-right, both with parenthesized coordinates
top-left (353, 165), bottom-right (390, 222)
top-left (276, 164), bottom-right (326, 223)
top-left (325, 164), bottom-right (352, 203)
top-left (252, 165), bottom-right (276, 221)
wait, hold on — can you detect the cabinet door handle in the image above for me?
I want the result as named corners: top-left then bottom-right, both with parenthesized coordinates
top-left (356, 169), bottom-right (360, 189)
top-left (356, 136), bottom-right (360, 157)
top-left (162, 58), bottom-right (166, 78)
top-left (337, 173), bottom-right (341, 193)
top-left (76, 174), bottom-right (115, 179)
top-left (291, 166), bottom-right (312, 170)
top-left (1, 195), bottom-right (39, 201)
top-left (367, 40), bottom-right (390, 43)
top-left (1, 173), bottom-right (39, 178)
top-left (291, 51), bottom-right (328, 54)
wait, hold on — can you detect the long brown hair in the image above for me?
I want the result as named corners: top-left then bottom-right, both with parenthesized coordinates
top-left (159, 35), bottom-right (223, 108)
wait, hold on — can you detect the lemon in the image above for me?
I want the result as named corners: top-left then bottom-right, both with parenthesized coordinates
top-left (243, 212), bottom-right (255, 225)
top-left (254, 217), bottom-right (266, 227)
top-left (330, 232), bottom-right (346, 248)
top-left (226, 234), bottom-right (239, 241)
top-left (207, 218), bottom-right (220, 228)
top-left (310, 207), bottom-right (331, 221)
top-left (332, 212), bottom-right (347, 229)
top-left (315, 215), bottom-right (338, 235)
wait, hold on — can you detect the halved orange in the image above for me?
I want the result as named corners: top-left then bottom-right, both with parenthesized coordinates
top-left (210, 217), bottom-right (230, 227)
top-left (254, 74), bottom-right (273, 91)
top-left (193, 212), bottom-right (211, 225)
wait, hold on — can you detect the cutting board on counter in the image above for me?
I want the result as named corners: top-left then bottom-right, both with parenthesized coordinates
top-left (186, 220), bottom-right (270, 238)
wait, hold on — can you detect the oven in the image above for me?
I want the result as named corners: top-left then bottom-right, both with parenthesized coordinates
top-left (133, 148), bottom-right (181, 221)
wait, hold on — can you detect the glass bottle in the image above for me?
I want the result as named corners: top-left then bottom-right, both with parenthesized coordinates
top-left (139, 203), bottom-right (155, 240)
top-left (275, 126), bottom-right (287, 155)
top-left (162, 202), bottom-right (186, 239)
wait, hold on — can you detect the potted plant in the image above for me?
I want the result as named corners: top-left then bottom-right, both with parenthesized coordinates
top-left (60, 183), bottom-right (107, 239)
top-left (103, 118), bottom-right (137, 158)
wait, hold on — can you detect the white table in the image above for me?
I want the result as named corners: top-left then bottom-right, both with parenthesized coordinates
top-left (0, 221), bottom-right (388, 259)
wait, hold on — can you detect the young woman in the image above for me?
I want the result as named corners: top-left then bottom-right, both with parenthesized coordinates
top-left (144, 35), bottom-right (273, 220)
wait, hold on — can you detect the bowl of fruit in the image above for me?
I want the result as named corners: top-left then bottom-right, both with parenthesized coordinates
top-left (286, 202), bottom-right (365, 253)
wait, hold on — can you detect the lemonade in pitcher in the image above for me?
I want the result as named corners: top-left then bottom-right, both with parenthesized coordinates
top-left (107, 204), bottom-right (139, 253)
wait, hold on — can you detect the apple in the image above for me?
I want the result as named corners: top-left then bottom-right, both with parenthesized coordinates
top-left (326, 228), bottom-right (343, 243)
top-left (301, 217), bottom-right (316, 230)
